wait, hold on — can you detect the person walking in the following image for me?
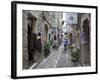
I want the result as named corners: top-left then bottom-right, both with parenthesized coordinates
top-left (64, 33), bottom-right (68, 51)
top-left (53, 34), bottom-right (58, 50)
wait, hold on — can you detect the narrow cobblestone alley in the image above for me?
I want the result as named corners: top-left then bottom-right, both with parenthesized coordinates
top-left (31, 43), bottom-right (81, 69)
top-left (22, 10), bottom-right (91, 69)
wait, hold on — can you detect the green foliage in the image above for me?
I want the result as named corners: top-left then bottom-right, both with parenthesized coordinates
top-left (68, 44), bottom-right (73, 49)
top-left (71, 48), bottom-right (80, 58)
top-left (44, 43), bottom-right (50, 50)
top-left (44, 43), bottom-right (50, 57)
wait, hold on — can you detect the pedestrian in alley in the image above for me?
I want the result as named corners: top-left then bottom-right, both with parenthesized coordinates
top-left (58, 34), bottom-right (61, 47)
top-left (36, 32), bottom-right (42, 62)
top-left (50, 32), bottom-right (54, 47)
top-left (53, 34), bottom-right (58, 50)
top-left (57, 34), bottom-right (60, 47)
top-left (64, 33), bottom-right (68, 51)
top-left (61, 34), bottom-right (63, 42)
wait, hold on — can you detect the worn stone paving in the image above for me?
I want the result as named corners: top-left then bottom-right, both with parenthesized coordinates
top-left (33, 44), bottom-right (81, 69)
top-left (34, 44), bottom-right (63, 69)
top-left (56, 49), bottom-right (81, 68)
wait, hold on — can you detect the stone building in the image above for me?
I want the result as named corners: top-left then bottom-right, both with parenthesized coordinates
top-left (78, 13), bottom-right (91, 66)
top-left (62, 13), bottom-right (91, 66)
top-left (22, 10), bottom-right (43, 69)
top-left (22, 10), bottom-right (62, 69)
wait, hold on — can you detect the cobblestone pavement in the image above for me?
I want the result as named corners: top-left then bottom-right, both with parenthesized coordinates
top-left (34, 44), bottom-right (63, 69)
top-left (32, 44), bottom-right (81, 69)
top-left (56, 49), bottom-right (81, 68)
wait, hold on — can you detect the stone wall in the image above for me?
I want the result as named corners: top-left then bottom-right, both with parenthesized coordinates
top-left (80, 13), bottom-right (91, 66)
top-left (22, 11), bottom-right (28, 69)
top-left (22, 10), bottom-right (62, 69)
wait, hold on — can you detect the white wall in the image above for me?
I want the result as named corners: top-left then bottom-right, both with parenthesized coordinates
top-left (64, 13), bottom-right (78, 24)
top-left (0, 0), bottom-right (100, 80)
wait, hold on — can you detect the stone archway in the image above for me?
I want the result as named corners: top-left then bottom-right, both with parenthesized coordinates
top-left (27, 13), bottom-right (37, 62)
top-left (83, 18), bottom-right (90, 43)
top-left (81, 18), bottom-right (90, 66)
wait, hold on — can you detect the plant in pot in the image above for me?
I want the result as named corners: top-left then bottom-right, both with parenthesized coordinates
top-left (68, 44), bottom-right (73, 50)
top-left (71, 48), bottom-right (80, 61)
top-left (44, 42), bottom-right (50, 58)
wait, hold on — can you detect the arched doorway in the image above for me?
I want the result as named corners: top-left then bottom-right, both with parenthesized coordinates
top-left (81, 18), bottom-right (90, 66)
top-left (28, 18), bottom-right (33, 61)
top-left (83, 18), bottom-right (90, 43)
top-left (27, 14), bottom-right (37, 62)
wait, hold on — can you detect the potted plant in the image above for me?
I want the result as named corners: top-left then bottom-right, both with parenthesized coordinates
top-left (71, 48), bottom-right (80, 61)
top-left (68, 44), bottom-right (73, 50)
top-left (44, 42), bottom-right (50, 58)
